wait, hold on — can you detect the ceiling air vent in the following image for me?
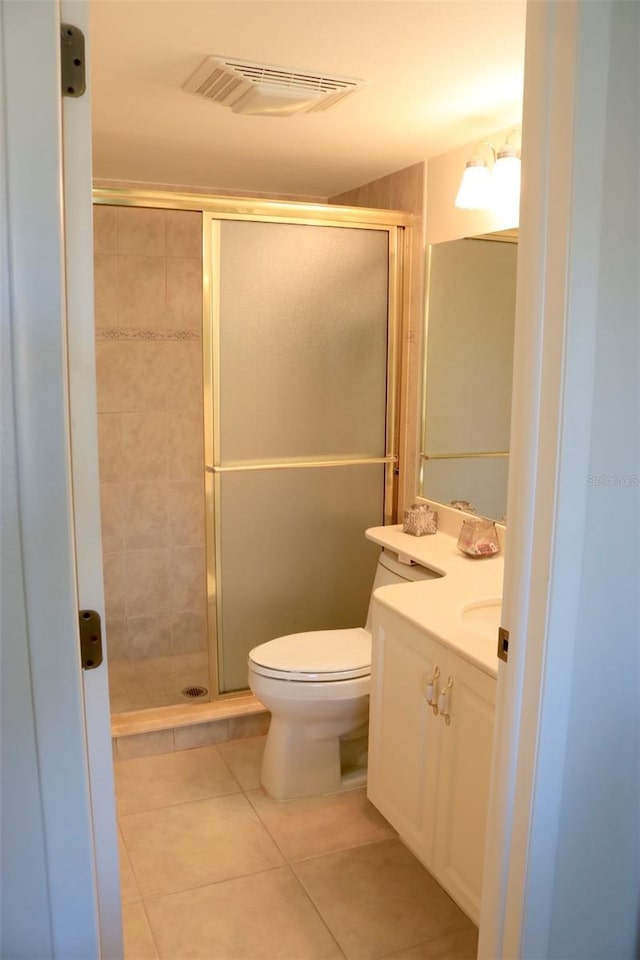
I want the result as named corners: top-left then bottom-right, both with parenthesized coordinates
top-left (183, 55), bottom-right (364, 117)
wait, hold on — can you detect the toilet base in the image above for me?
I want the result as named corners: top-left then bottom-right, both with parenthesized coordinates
top-left (260, 706), bottom-right (369, 800)
top-left (248, 667), bottom-right (370, 800)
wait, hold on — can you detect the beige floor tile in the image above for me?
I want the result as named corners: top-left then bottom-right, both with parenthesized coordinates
top-left (145, 685), bottom-right (188, 708)
top-left (109, 651), bottom-right (210, 714)
top-left (380, 926), bottom-right (478, 959)
top-left (109, 658), bottom-right (150, 686)
top-left (120, 792), bottom-right (284, 898)
top-left (217, 736), bottom-right (266, 791)
top-left (145, 866), bottom-right (344, 960)
top-left (110, 687), bottom-right (155, 714)
top-left (248, 786), bottom-right (396, 862)
top-left (123, 903), bottom-right (159, 960)
top-left (115, 744), bottom-right (240, 815)
top-left (146, 652), bottom-right (208, 687)
top-left (119, 829), bottom-right (141, 904)
top-left (294, 839), bottom-right (470, 960)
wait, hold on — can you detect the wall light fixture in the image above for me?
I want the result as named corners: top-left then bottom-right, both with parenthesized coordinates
top-left (455, 131), bottom-right (522, 215)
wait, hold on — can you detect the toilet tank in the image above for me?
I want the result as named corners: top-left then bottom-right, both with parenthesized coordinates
top-left (364, 549), bottom-right (440, 632)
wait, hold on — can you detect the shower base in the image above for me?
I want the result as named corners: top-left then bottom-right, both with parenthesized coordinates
top-left (109, 653), bottom-right (269, 760)
top-left (108, 651), bottom-right (210, 714)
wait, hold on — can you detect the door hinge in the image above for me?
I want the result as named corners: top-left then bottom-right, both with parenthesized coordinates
top-left (61, 24), bottom-right (86, 98)
top-left (79, 610), bottom-right (103, 670)
top-left (497, 626), bottom-right (509, 663)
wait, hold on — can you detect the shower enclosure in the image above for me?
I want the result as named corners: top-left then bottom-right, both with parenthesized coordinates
top-left (93, 190), bottom-right (409, 711)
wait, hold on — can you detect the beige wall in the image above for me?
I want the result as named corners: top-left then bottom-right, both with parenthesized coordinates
top-left (331, 162), bottom-right (427, 514)
top-left (93, 205), bottom-right (207, 665)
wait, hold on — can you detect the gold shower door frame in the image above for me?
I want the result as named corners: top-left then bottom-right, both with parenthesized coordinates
top-left (92, 188), bottom-right (410, 701)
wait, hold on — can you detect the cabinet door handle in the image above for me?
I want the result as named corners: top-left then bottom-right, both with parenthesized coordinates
top-left (425, 666), bottom-right (440, 714)
top-left (439, 675), bottom-right (453, 725)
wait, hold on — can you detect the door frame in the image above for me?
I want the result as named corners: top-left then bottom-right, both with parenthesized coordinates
top-left (62, 1), bottom-right (123, 955)
top-left (481, 2), bottom-right (592, 952)
top-left (480, 1), bottom-right (639, 956)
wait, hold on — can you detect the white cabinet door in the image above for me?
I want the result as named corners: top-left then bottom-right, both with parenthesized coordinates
top-left (432, 652), bottom-right (496, 923)
top-left (368, 611), bottom-right (441, 865)
top-left (368, 603), bottom-right (497, 924)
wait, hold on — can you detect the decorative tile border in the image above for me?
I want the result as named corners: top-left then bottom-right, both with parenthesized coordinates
top-left (96, 328), bottom-right (201, 341)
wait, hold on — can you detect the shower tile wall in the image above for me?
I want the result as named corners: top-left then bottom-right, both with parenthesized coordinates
top-left (94, 205), bottom-right (208, 711)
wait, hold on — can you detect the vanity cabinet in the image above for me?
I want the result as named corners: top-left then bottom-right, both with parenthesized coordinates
top-left (368, 605), bottom-right (496, 924)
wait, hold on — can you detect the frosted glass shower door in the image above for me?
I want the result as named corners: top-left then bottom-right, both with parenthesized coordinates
top-left (207, 219), bottom-right (394, 692)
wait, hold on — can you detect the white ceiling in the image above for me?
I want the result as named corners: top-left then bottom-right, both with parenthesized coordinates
top-left (89, 0), bottom-right (526, 198)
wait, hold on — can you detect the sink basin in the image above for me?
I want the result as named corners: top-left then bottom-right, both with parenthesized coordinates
top-left (461, 598), bottom-right (502, 641)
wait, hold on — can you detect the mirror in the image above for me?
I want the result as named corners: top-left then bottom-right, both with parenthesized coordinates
top-left (419, 231), bottom-right (517, 521)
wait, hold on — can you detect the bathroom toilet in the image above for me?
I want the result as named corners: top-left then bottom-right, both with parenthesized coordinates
top-left (248, 549), bottom-right (437, 800)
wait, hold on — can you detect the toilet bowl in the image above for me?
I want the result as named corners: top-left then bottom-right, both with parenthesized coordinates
top-left (248, 549), bottom-right (438, 800)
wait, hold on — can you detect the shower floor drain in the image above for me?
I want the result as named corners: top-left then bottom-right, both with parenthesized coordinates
top-left (181, 685), bottom-right (209, 699)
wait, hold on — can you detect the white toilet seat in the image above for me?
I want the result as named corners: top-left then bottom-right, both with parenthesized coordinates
top-left (248, 627), bottom-right (371, 682)
top-left (249, 667), bottom-right (370, 702)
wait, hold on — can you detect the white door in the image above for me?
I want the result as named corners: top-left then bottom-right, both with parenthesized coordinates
top-left (480, 2), bottom-right (640, 957)
top-left (1, 1), bottom-right (121, 956)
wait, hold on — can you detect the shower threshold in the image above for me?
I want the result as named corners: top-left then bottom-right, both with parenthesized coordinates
top-left (111, 691), bottom-right (271, 760)
top-left (111, 691), bottom-right (267, 741)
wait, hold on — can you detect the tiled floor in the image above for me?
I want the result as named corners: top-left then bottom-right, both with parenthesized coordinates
top-left (109, 652), bottom-right (210, 713)
top-left (116, 736), bottom-right (478, 960)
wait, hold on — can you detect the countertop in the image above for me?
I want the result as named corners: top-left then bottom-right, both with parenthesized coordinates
top-left (366, 524), bottom-right (504, 678)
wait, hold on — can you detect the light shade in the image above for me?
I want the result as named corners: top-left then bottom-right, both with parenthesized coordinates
top-left (455, 160), bottom-right (493, 210)
top-left (493, 153), bottom-right (521, 220)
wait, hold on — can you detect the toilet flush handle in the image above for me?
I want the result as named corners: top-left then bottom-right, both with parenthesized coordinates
top-left (425, 666), bottom-right (440, 715)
